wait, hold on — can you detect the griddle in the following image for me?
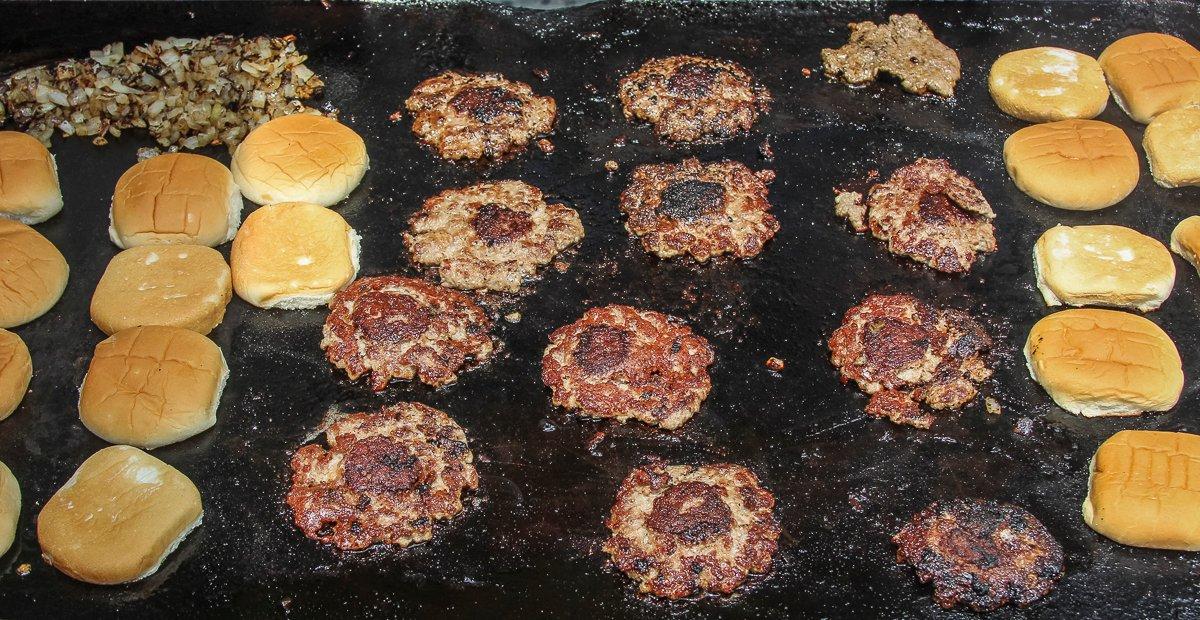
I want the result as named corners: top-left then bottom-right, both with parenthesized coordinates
top-left (1, 1), bottom-right (1199, 617)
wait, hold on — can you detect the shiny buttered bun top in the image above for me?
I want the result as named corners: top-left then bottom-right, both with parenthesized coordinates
top-left (989, 47), bottom-right (1108, 122)
top-left (0, 460), bottom-right (18, 557)
top-left (0, 219), bottom-right (68, 328)
top-left (0, 328), bottom-right (31, 422)
top-left (110, 153), bottom-right (243, 248)
top-left (1100, 32), bottom-right (1200, 124)
top-left (1004, 119), bottom-right (1139, 211)
top-left (0, 131), bottom-right (63, 224)
top-left (90, 245), bottom-right (232, 336)
top-left (1033, 225), bottom-right (1175, 312)
top-left (231, 114), bottom-right (368, 207)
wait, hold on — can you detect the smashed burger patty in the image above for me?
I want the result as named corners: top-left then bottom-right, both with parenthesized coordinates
top-left (604, 460), bottom-right (780, 599)
top-left (287, 402), bottom-right (479, 550)
top-left (822, 13), bottom-right (961, 98)
top-left (620, 158), bottom-right (779, 261)
top-left (619, 55), bottom-right (771, 143)
top-left (405, 70), bottom-right (556, 160)
top-left (404, 180), bottom-right (584, 292)
top-left (836, 158), bottom-right (996, 273)
top-left (894, 499), bottom-right (1064, 611)
top-left (541, 305), bottom-right (714, 430)
top-left (322, 276), bottom-right (495, 390)
top-left (828, 293), bottom-right (992, 429)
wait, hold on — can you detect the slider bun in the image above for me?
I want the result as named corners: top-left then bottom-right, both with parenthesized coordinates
top-left (0, 131), bottom-right (63, 224)
top-left (0, 460), bottom-right (18, 556)
top-left (90, 245), bottom-right (232, 335)
top-left (231, 114), bottom-right (368, 207)
top-left (1084, 430), bottom-right (1200, 551)
top-left (79, 326), bottom-right (227, 449)
top-left (1033, 224), bottom-right (1175, 312)
top-left (989, 47), bottom-right (1108, 122)
top-left (1003, 119), bottom-right (1139, 211)
top-left (230, 202), bottom-right (360, 309)
top-left (1099, 32), bottom-right (1200, 123)
top-left (1170, 215), bottom-right (1200, 275)
top-left (37, 445), bottom-right (202, 585)
top-left (109, 153), bottom-right (242, 248)
top-left (0, 219), bottom-right (68, 328)
top-left (0, 328), bottom-right (32, 422)
top-left (1024, 308), bottom-right (1183, 417)
top-left (1143, 107), bottom-right (1200, 188)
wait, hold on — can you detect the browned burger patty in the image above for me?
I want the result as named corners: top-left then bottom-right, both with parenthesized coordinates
top-left (828, 293), bottom-right (991, 429)
top-left (541, 305), bottom-right (714, 430)
top-left (405, 70), bottom-right (556, 160)
top-left (821, 13), bottom-right (961, 98)
top-left (894, 499), bottom-right (1064, 611)
top-left (287, 402), bottom-right (479, 550)
top-left (322, 276), bottom-right (495, 390)
top-left (618, 55), bottom-right (771, 143)
top-left (620, 158), bottom-right (779, 262)
top-left (603, 460), bottom-right (780, 599)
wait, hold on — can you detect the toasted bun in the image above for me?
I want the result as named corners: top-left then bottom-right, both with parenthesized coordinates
top-left (1003, 119), bottom-right (1139, 211)
top-left (37, 445), bottom-right (202, 584)
top-left (1099, 33), bottom-right (1200, 124)
top-left (989, 47), bottom-right (1108, 122)
top-left (0, 460), bottom-right (18, 557)
top-left (90, 245), bottom-right (231, 335)
top-left (1033, 224), bottom-right (1175, 312)
top-left (0, 131), bottom-right (63, 224)
top-left (1144, 107), bottom-right (1200, 188)
top-left (1171, 215), bottom-right (1200, 275)
top-left (1024, 308), bottom-right (1183, 416)
top-left (230, 202), bottom-right (360, 309)
top-left (231, 114), bottom-right (368, 207)
top-left (0, 328), bottom-right (32, 422)
top-left (79, 326), bottom-right (227, 449)
top-left (109, 153), bottom-right (242, 248)
top-left (1084, 430), bottom-right (1200, 551)
top-left (0, 219), bottom-right (68, 328)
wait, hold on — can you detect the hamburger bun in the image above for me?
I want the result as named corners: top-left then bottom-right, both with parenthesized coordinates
top-left (230, 202), bottom-right (360, 309)
top-left (1033, 224), bottom-right (1175, 312)
top-left (1024, 308), bottom-right (1183, 417)
top-left (90, 245), bottom-right (232, 335)
top-left (1143, 107), bottom-right (1200, 188)
top-left (0, 328), bottom-right (32, 422)
top-left (0, 219), bottom-right (68, 328)
top-left (989, 47), bottom-right (1108, 122)
top-left (231, 114), bottom-right (368, 207)
top-left (0, 131), bottom-right (63, 224)
top-left (79, 326), bottom-right (227, 449)
top-left (1099, 32), bottom-right (1200, 123)
top-left (1170, 215), bottom-right (1200, 275)
top-left (0, 460), bottom-right (18, 556)
top-left (1084, 430), bottom-right (1200, 551)
top-left (37, 445), bottom-right (202, 585)
top-left (109, 153), bottom-right (242, 248)
top-left (1003, 119), bottom-right (1139, 211)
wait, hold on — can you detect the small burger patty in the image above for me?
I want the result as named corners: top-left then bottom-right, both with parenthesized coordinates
top-left (541, 305), bottom-right (714, 430)
top-left (835, 158), bottom-right (996, 273)
top-left (404, 180), bottom-right (584, 293)
top-left (894, 499), bottom-right (1064, 611)
top-left (619, 55), bottom-right (771, 143)
top-left (828, 293), bottom-right (991, 428)
top-left (822, 13), bottom-right (961, 98)
top-left (322, 276), bottom-right (495, 390)
top-left (620, 158), bottom-right (779, 261)
top-left (405, 70), bottom-right (556, 160)
top-left (287, 402), bottom-right (479, 550)
top-left (603, 460), bottom-right (780, 599)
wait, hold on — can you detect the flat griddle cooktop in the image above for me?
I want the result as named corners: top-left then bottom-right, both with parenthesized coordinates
top-left (1, 1), bottom-right (1199, 618)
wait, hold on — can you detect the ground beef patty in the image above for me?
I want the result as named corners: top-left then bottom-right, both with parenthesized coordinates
top-left (618, 55), bottom-right (771, 143)
top-left (541, 305), bottom-right (714, 430)
top-left (603, 460), bottom-right (780, 599)
top-left (403, 180), bottom-right (584, 293)
top-left (287, 402), bottom-right (479, 550)
top-left (620, 158), bottom-right (779, 261)
top-left (405, 70), bottom-right (556, 160)
top-left (828, 293), bottom-right (992, 429)
top-left (322, 276), bottom-right (495, 390)
top-left (894, 499), bottom-right (1064, 611)
top-left (835, 158), bottom-right (996, 273)
top-left (822, 13), bottom-right (961, 98)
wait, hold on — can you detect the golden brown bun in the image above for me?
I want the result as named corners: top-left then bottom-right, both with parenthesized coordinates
top-left (37, 445), bottom-right (202, 584)
top-left (0, 131), bottom-right (63, 224)
top-left (1084, 430), bottom-right (1200, 551)
top-left (90, 245), bottom-right (231, 335)
top-left (79, 326), bottom-right (227, 449)
top-left (1004, 119), bottom-right (1139, 211)
top-left (231, 114), bottom-right (368, 207)
top-left (0, 328), bottom-right (32, 422)
top-left (0, 219), bottom-right (68, 328)
top-left (1144, 107), bottom-right (1200, 187)
top-left (1024, 308), bottom-right (1183, 416)
top-left (1099, 33), bottom-right (1200, 124)
top-left (0, 460), bottom-right (18, 557)
top-left (1033, 224), bottom-right (1175, 312)
top-left (229, 202), bottom-right (360, 309)
top-left (989, 47), bottom-right (1108, 122)
top-left (1171, 215), bottom-right (1200, 275)
top-left (109, 153), bottom-right (242, 248)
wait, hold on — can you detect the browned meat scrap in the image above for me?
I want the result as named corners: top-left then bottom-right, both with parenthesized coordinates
top-left (821, 13), bottom-right (961, 97)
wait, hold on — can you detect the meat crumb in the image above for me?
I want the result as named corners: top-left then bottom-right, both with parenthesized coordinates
top-left (586, 430), bottom-right (607, 452)
top-left (765, 357), bottom-right (785, 371)
top-left (16, 563), bottom-right (30, 576)
top-left (759, 137), bottom-right (775, 160)
top-left (801, 67), bottom-right (813, 77)
top-left (533, 68), bottom-right (550, 81)
top-left (504, 311), bottom-right (522, 323)
top-left (388, 109), bottom-right (403, 122)
top-left (984, 397), bottom-right (1001, 415)
top-left (536, 138), bottom-right (555, 154)
top-left (612, 134), bottom-right (628, 147)
top-left (604, 160), bottom-right (620, 172)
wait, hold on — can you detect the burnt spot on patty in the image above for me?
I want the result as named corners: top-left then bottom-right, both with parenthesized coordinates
top-left (350, 292), bottom-right (434, 343)
top-left (647, 481), bottom-right (734, 543)
top-left (657, 180), bottom-right (726, 222)
top-left (666, 62), bottom-right (724, 98)
top-left (572, 324), bottom-right (631, 375)
top-left (471, 202), bottom-right (534, 245)
top-left (862, 317), bottom-right (931, 374)
top-left (343, 437), bottom-right (427, 494)
top-left (449, 86), bottom-right (523, 123)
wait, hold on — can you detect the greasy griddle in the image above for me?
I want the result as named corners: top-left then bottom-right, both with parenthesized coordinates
top-left (1, 1), bottom-right (1198, 617)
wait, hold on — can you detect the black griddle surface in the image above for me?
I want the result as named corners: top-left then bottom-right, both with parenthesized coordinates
top-left (1, 1), bottom-right (1199, 618)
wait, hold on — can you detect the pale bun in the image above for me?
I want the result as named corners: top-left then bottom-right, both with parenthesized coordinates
top-left (1024, 308), bottom-right (1183, 416)
top-left (0, 328), bottom-right (32, 422)
top-left (231, 114), bottom-right (368, 207)
top-left (1143, 107), bottom-right (1200, 188)
top-left (1099, 32), bottom-right (1200, 123)
top-left (1003, 119), bottom-right (1139, 211)
top-left (989, 47), bottom-right (1108, 122)
top-left (0, 219), bottom-right (68, 328)
top-left (0, 460), bottom-right (18, 557)
top-left (109, 153), bottom-right (242, 248)
top-left (37, 445), bottom-right (202, 585)
top-left (0, 131), bottom-right (63, 224)
top-left (90, 245), bottom-right (232, 335)
top-left (1170, 215), bottom-right (1200, 275)
top-left (1033, 224), bottom-right (1175, 312)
